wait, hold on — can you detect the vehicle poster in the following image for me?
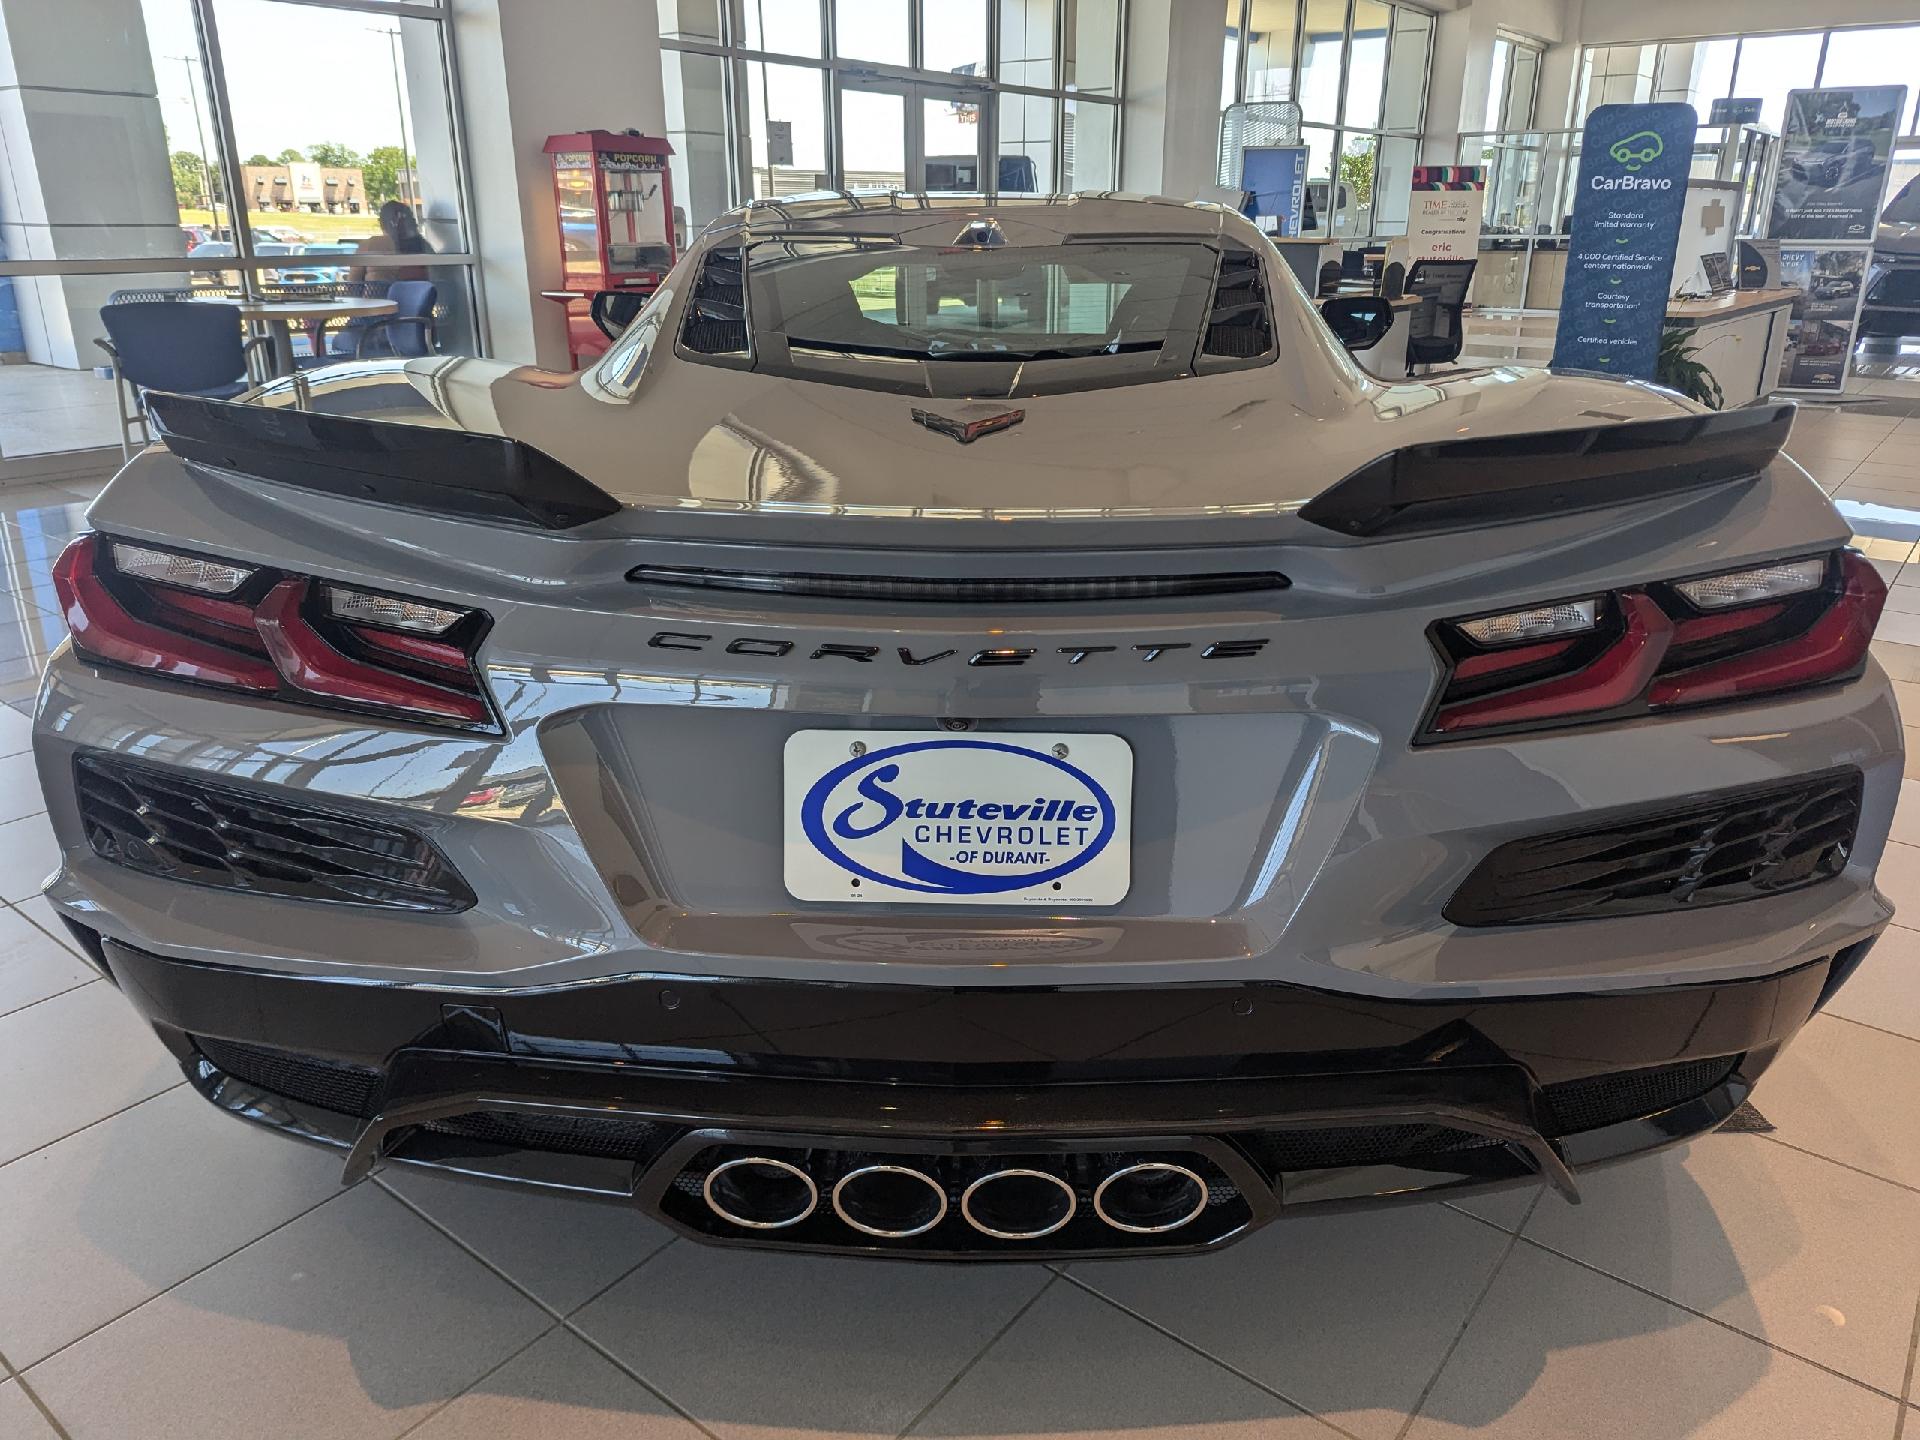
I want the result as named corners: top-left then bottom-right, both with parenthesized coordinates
top-left (1240, 146), bottom-right (1308, 237)
top-left (1407, 165), bottom-right (1486, 262)
top-left (1778, 247), bottom-right (1869, 391)
top-left (1550, 103), bottom-right (1698, 381)
top-left (1770, 87), bottom-right (1908, 241)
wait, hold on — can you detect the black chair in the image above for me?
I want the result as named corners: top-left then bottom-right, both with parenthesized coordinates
top-left (1380, 261), bottom-right (1406, 301)
top-left (1403, 259), bottom-right (1477, 372)
top-left (96, 301), bottom-right (271, 460)
top-left (1316, 260), bottom-right (1344, 299)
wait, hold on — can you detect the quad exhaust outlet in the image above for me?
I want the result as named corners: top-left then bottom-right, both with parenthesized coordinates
top-left (698, 1153), bottom-right (1215, 1243)
top-left (702, 1156), bottom-right (818, 1230)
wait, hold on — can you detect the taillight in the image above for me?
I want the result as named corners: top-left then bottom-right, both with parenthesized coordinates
top-left (1423, 549), bottom-right (1884, 740)
top-left (53, 534), bottom-right (495, 730)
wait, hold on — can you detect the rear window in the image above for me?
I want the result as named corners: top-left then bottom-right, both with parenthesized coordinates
top-left (739, 240), bottom-right (1238, 394)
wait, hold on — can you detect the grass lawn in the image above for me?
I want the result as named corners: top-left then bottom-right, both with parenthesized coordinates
top-left (182, 207), bottom-right (388, 246)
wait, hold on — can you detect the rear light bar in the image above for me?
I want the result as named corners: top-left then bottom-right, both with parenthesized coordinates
top-left (53, 534), bottom-right (495, 730)
top-left (1423, 549), bottom-right (1885, 741)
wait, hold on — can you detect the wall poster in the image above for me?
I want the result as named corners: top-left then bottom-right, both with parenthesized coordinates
top-left (1770, 87), bottom-right (1908, 241)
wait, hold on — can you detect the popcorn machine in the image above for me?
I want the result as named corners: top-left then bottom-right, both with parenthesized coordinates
top-left (541, 130), bottom-right (676, 367)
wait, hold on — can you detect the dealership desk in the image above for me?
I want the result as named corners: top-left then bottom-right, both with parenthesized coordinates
top-left (1663, 289), bottom-right (1797, 407)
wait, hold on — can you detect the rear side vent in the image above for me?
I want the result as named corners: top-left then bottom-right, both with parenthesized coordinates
top-left (195, 1037), bottom-right (384, 1118)
top-left (76, 752), bottom-right (476, 913)
top-left (1202, 251), bottom-right (1272, 359)
top-left (681, 246), bottom-right (747, 355)
top-left (628, 566), bottom-right (1289, 604)
top-left (1445, 768), bottom-right (1861, 926)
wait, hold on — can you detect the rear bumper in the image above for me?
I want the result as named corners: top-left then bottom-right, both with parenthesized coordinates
top-left (93, 931), bottom-right (1873, 1260)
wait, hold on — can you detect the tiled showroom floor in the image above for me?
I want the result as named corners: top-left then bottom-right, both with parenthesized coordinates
top-left (3, 406), bottom-right (1920, 1439)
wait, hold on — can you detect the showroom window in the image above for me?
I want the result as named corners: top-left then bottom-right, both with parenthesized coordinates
top-left (1581, 26), bottom-right (1920, 137)
top-left (1222, 0), bottom-right (1432, 239)
top-left (0, 0), bottom-right (480, 471)
top-left (656, 0), bottom-right (1127, 238)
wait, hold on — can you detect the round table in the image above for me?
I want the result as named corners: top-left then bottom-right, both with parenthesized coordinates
top-left (196, 295), bottom-right (398, 378)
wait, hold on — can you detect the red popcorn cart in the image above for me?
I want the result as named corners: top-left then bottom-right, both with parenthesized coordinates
top-left (541, 130), bottom-right (676, 366)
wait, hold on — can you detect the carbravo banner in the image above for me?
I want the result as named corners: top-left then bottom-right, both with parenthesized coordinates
top-left (1550, 103), bottom-right (1698, 380)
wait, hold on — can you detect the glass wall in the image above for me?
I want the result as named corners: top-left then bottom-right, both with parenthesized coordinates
top-left (0, 0), bottom-right (478, 464)
top-left (657, 0), bottom-right (1126, 240)
top-left (1583, 26), bottom-right (1920, 137)
top-left (1222, 0), bottom-right (1432, 239)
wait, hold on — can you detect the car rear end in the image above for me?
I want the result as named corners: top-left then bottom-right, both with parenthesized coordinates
top-left (29, 197), bottom-right (1901, 1260)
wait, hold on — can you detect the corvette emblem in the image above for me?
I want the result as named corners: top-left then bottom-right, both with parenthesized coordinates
top-left (911, 408), bottom-right (1024, 444)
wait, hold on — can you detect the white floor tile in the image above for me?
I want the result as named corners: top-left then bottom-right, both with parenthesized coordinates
top-left (0, 1381), bottom-right (59, 1439)
top-left (1895, 781), bottom-right (1920, 847)
top-left (378, 1166), bottom-right (673, 1316)
top-left (0, 698), bottom-right (34, 759)
top-left (408, 1329), bottom-right (703, 1440)
top-left (0, 982), bottom-right (177, 1165)
top-left (1446, 1183), bottom-right (1542, 1234)
top-left (1402, 1243), bottom-right (1899, 1439)
top-left (0, 1085), bottom-right (343, 1368)
top-left (22, 1184), bottom-right (551, 1440)
top-left (571, 1241), bottom-right (1049, 1440)
top-left (0, 901), bottom-right (92, 1017)
top-left (1520, 1131), bottom-right (1920, 1393)
top-left (1754, 1015), bottom-right (1920, 1192)
top-left (0, 813), bottom-right (59, 905)
top-left (13, 895), bottom-right (81, 955)
top-left (1069, 1203), bottom-right (1513, 1440)
top-left (1823, 923), bottom-right (1920, 1043)
top-left (1873, 839), bottom-right (1920, 911)
top-left (0, 752), bottom-right (47, 826)
top-left (915, 1279), bottom-right (1334, 1438)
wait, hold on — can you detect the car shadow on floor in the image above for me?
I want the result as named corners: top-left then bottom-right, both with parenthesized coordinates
top-left (68, 1140), bottom-right (1814, 1436)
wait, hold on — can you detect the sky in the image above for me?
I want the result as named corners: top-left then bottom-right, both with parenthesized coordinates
top-left (141, 0), bottom-right (426, 167)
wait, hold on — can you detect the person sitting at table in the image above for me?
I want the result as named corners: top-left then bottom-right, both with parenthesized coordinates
top-left (347, 201), bottom-right (434, 286)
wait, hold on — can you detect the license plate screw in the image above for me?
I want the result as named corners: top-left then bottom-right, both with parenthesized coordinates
top-left (850, 741), bottom-right (867, 757)
top-left (1052, 743), bottom-right (1069, 758)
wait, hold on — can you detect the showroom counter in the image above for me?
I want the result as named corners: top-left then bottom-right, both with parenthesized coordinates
top-left (1665, 288), bottom-right (1797, 408)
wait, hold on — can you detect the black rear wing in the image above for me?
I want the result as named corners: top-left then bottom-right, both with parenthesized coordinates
top-left (144, 392), bottom-right (621, 531)
top-left (1298, 403), bottom-right (1795, 538)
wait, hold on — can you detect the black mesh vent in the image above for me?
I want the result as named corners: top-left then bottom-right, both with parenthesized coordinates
top-left (196, 1036), bottom-right (383, 1118)
top-left (1202, 250), bottom-right (1272, 359)
top-left (1243, 1057), bottom-right (1740, 1175)
top-left (1540, 1056), bottom-right (1739, 1135)
top-left (76, 753), bottom-right (475, 913)
top-left (681, 246), bottom-right (747, 354)
top-left (421, 1110), bottom-right (667, 1162)
top-left (1445, 769), bottom-right (1861, 926)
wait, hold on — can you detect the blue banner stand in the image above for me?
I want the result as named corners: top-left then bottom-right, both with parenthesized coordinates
top-left (1550, 103), bottom-right (1699, 381)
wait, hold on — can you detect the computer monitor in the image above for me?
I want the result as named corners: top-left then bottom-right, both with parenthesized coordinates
top-left (1341, 249), bottom-right (1366, 279)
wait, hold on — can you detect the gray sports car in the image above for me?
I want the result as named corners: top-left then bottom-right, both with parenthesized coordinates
top-left (33, 194), bottom-right (1899, 1259)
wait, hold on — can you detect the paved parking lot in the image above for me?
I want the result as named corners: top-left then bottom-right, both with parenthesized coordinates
top-left (1, 404), bottom-right (1918, 1437)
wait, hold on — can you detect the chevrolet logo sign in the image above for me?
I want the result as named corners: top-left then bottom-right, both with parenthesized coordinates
top-left (911, 408), bottom-right (1025, 444)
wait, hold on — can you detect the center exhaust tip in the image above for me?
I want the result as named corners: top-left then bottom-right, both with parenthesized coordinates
top-left (961, 1168), bottom-right (1077, 1240)
top-left (703, 1156), bottom-right (819, 1230)
top-left (832, 1164), bottom-right (949, 1237)
top-left (1093, 1162), bottom-right (1209, 1234)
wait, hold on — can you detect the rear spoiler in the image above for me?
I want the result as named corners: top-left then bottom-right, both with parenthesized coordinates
top-left (144, 392), bottom-right (621, 531)
top-left (1298, 403), bottom-right (1795, 538)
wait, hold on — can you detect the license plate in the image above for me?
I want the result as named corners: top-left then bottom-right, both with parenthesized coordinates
top-left (783, 730), bottom-right (1132, 905)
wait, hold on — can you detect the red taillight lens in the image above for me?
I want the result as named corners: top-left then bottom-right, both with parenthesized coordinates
top-left (1424, 549), bottom-right (1883, 740)
top-left (52, 536), bottom-right (279, 692)
top-left (254, 579), bottom-right (490, 725)
top-left (54, 535), bottom-right (494, 729)
top-left (1648, 552), bottom-right (1885, 708)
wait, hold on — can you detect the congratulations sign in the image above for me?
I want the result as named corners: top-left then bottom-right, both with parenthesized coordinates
top-left (1550, 103), bottom-right (1698, 381)
top-left (1407, 165), bottom-right (1485, 262)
